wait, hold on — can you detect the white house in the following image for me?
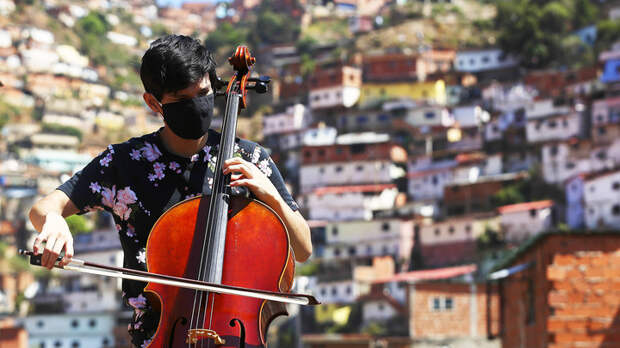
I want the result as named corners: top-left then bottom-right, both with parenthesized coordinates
top-left (24, 313), bottom-right (115, 348)
top-left (455, 48), bottom-right (518, 73)
top-left (498, 200), bottom-right (554, 242)
top-left (262, 104), bottom-right (311, 136)
top-left (526, 112), bottom-right (581, 143)
top-left (323, 219), bottom-right (414, 264)
top-left (525, 99), bottom-right (571, 119)
top-left (309, 85), bottom-right (361, 109)
top-left (583, 169), bottom-right (620, 229)
top-left (303, 184), bottom-right (399, 221)
top-left (300, 160), bottom-right (396, 193)
top-left (405, 105), bottom-right (452, 127)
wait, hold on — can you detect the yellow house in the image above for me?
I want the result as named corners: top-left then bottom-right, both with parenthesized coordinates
top-left (360, 79), bottom-right (447, 106)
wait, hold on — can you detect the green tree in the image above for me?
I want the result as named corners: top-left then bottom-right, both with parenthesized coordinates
top-left (42, 123), bottom-right (83, 141)
top-left (65, 215), bottom-right (93, 235)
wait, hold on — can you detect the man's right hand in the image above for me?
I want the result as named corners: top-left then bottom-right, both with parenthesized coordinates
top-left (32, 212), bottom-right (74, 269)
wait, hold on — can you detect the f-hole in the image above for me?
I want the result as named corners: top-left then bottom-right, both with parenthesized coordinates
top-left (229, 318), bottom-right (246, 348)
top-left (168, 316), bottom-right (188, 348)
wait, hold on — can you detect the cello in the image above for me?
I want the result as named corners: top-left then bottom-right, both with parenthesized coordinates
top-left (21, 46), bottom-right (319, 347)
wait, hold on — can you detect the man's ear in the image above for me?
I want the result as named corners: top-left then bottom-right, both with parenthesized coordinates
top-left (143, 92), bottom-right (163, 115)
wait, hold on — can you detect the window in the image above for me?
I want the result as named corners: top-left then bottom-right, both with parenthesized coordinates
top-left (566, 162), bottom-right (575, 169)
top-left (321, 288), bottom-right (327, 296)
top-left (332, 227), bottom-right (338, 236)
top-left (318, 149), bottom-right (325, 156)
top-left (319, 167), bottom-right (325, 174)
top-left (549, 146), bottom-right (559, 157)
top-left (346, 286), bottom-right (352, 295)
top-left (54, 341), bottom-right (62, 348)
top-left (102, 338), bottom-right (110, 347)
top-left (378, 114), bottom-right (390, 122)
top-left (444, 297), bottom-right (454, 310)
top-left (382, 245), bottom-right (389, 254)
top-left (88, 319), bottom-right (96, 328)
top-left (356, 115), bottom-right (368, 124)
top-left (334, 248), bottom-right (341, 256)
top-left (598, 126), bottom-right (606, 135)
top-left (71, 342), bottom-right (80, 348)
top-left (482, 56), bottom-right (490, 63)
top-left (382, 222), bottom-right (390, 231)
top-left (366, 245), bottom-right (373, 254)
top-left (304, 151), bottom-right (311, 159)
top-left (529, 209), bottom-right (537, 218)
top-left (356, 165), bottom-right (364, 172)
top-left (71, 319), bottom-right (79, 328)
top-left (448, 226), bottom-right (455, 234)
top-left (335, 166), bottom-right (343, 173)
top-left (465, 225), bottom-right (471, 235)
top-left (548, 120), bottom-right (557, 128)
top-left (613, 182), bottom-right (620, 190)
top-left (37, 320), bottom-right (44, 328)
top-left (331, 287), bottom-right (338, 296)
top-left (612, 205), bottom-right (620, 216)
top-left (432, 176), bottom-right (438, 185)
top-left (434, 228), bottom-right (440, 236)
top-left (432, 297), bottom-right (441, 311)
top-left (378, 303), bottom-right (385, 311)
top-left (424, 112), bottom-right (435, 119)
top-left (348, 247), bottom-right (356, 256)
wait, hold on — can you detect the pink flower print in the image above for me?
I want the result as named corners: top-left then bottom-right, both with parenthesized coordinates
top-left (101, 185), bottom-right (117, 208)
top-left (107, 144), bottom-right (115, 154)
top-left (148, 173), bottom-right (157, 182)
top-left (141, 339), bottom-right (152, 348)
top-left (116, 224), bottom-right (121, 231)
top-left (154, 170), bottom-right (165, 180)
top-left (130, 149), bottom-right (141, 161)
top-left (140, 142), bottom-right (161, 162)
top-left (128, 294), bottom-right (148, 309)
top-left (113, 203), bottom-right (132, 221)
top-left (89, 182), bottom-right (101, 193)
top-left (99, 153), bottom-right (112, 167)
top-left (126, 224), bottom-right (136, 238)
top-left (190, 153), bottom-right (199, 162)
top-left (257, 159), bottom-right (272, 177)
top-left (153, 162), bottom-right (166, 173)
top-left (169, 162), bottom-right (180, 171)
top-left (116, 187), bottom-right (138, 206)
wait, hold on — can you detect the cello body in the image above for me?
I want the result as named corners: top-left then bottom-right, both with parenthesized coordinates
top-left (144, 195), bottom-right (295, 347)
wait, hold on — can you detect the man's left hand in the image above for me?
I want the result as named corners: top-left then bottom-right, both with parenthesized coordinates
top-left (223, 157), bottom-right (281, 205)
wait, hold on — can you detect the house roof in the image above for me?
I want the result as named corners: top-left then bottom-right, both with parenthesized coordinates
top-left (492, 229), bottom-right (620, 272)
top-left (497, 200), bottom-right (554, 214)
top-left (313, 184), bottom-right (396, 196)
top-left (372, 264), bottom-right (477, 284)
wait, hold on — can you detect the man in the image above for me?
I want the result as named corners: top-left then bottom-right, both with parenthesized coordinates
top-left (28, 35), bottom-right (312, 347)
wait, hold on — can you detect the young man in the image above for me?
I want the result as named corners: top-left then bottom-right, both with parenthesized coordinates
top-left (28, 35), bottom-right (312, 347)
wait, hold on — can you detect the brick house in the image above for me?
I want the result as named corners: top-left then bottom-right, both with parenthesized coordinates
top-left (490, 230), bottom-right (620, 348)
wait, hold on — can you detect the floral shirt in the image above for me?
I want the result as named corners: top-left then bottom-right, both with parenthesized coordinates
top-left (57, 128), bottom-right (298, 346)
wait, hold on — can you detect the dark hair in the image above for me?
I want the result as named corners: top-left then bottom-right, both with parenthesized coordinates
top-left (140, 35), bottom-right (216, 101)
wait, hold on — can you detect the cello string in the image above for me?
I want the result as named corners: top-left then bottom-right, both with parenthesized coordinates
top-left (194, 86), bottom-right (237, 347)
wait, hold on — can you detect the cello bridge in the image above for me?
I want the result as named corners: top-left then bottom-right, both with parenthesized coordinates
top-left (186, 329), bottom-right (226, 345)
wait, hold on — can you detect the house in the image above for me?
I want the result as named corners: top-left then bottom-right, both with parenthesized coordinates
top-left (360, 79), bottom-right (447, 106)
top-left (300, 134), bottom-right (406, 193)
top-left (526, 112), bottom-right (581, 144)
top-left (541, 139), bottom-right (620, 184)
top-left (582, 169), bottom-right (620, 229)
top-left (302, 184), bottom-right (400, 221)
top-left (404, 105), bottom-right (452, 128)
top-left (406, 268), bottom-right (498, 341)
top-left (523, 67), bottom-right (598, 98)
top-left (262, 104), bottom-right (311, 136)
top-left (591, 96), bottom-right (620, 143)
top-left (455, 48), bottom-right (518, 74)
top-left (498, 200), bottom-right (555, 243)
top-left (417, 214), bottom-right (499, 268)
top-left (24, 313), bottom-right (116, 348)
top-left (443, 172), bottom-right (528, 216)
top-left (600, 42), bottom-right (620, 85)
top-left (309, 63), bottom-right (362, 110)
top-left (491, 230), bottom-right (620, 348)
top-left (322, 218), bottom-right (414, 269)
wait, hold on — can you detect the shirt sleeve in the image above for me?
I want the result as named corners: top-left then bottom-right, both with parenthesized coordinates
top-left (57, 145), bottom-right (118, 214)
top-left (252, 145), bottom-right (299, 212)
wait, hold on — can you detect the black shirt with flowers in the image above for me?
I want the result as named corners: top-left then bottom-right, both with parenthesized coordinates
top-left (57, 128), bottom-right (298, 344)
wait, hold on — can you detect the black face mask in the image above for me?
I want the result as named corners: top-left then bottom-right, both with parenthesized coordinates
top-left (161, 93), bottom-right (214, 140)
